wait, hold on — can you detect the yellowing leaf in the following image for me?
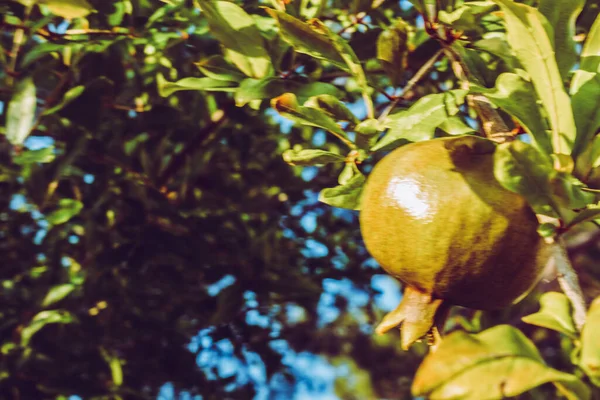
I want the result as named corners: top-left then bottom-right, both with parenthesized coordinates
top-left (522, 292), bottom-right (577, 338)
top-left (41, 0), bottom-right (95, 19)
top-left (413, 325), bottom-right (590, 400)
top-left (580, 296), bottom-right (600, 386)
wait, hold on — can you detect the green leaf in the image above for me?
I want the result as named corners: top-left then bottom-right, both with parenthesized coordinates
top-left (492, 0), bottom-right (576, 155)
top-left (282, 149), bottom-right (345, 166)
top-left (194, 55), bottom-right (246, 82)
top-left (473, 37), bottom-right (520, 70)
top-left (5, 77), bottom-right (37, 146)
top-left (439, 6), bottom-right (479, 33)
top-left (235, 77), bottom-right (291, 106)
top-left (12, 147), bottom-right (55, 165)
top-left (566, 202), bottom-right (600, 228)
top-left (412, 325), bottom-right (591, 400)
top-left (571, 72), bottom-right (600, 162)
top-left (471, 73), bottom-right (552, 155)
top-left (355, 118), bottom-right (384, 136)
top-left (570, 15), bottom-right (600, 161)
top-left (43, 85), bottom-right (85, 116)
top-left (537, 0), bottom-right (584, 81)
top-left (549, 171), bottom-right (595, 211)
top-left (377, 18), bottom-right (410, 86)
top-left (41, 0), bottom-right (95, 19)
top-left (493, 140), bottom-right (559, 216)
top-left (355, 118), bottom-right (385, 150)
top-left (21, 310), bottom-right (77, 346)
top-left (572, 15), bottom-right (600, 90)
top-left (303, 95), bottom-right (359, 124)
top-left (452, 43), bottom-right (496, 87)
top-left (522, 292), bottom-right (577, 338)
top-left (294, 83), bottom-right (344, 101)
top-left (308, 19), bottom-right (374, 117)
top-left (46, 199), bottom-right (84, 225)
top-left (20, 42), bottom-right (65, 68)
top-left (580, 296), bottom-right (600, 386)
top-left (438, 117), bottom-right (475, 136)
top-left (235, 78), bottom-right (342, 106)
top-left (272, 93), bottom-right (351, 145)
top-left (41, 284), bottom-right (76, 307)
top-left (100, 348), bottom-right (123, 387)
top-left (265, 9), bottom-right (347, 69)
top-left (198, 1), bottom-right (272, 78)
top-left (373, 90), bottom-right (467, 151)
top-left (157, 74), bottom-right (238, 97)
top-left (318, 172), bottom-right (365, 210)
top-left (337, 163), bottom-right (354, 185)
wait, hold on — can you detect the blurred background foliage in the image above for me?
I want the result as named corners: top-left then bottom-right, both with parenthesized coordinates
top-left (1, 0), bottom-right (600, 399)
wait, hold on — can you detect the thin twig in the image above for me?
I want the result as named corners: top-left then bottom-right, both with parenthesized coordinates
top-left (378, 48), bottom-right (444, 122)
top-left (547, 237), bottom-right (587, 330)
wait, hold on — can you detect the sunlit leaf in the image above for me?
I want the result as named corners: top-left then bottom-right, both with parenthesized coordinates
top-left (199, 1), bottom-right (272, 78)
top-left (373, 90), bottom-right (467, 151)
top-left (307, 19), bottom-right (374, 117)
top-left (12, 147), bottom-right (55, 165)
top-left (272, 93), bottom-right (351, 144)
top-left (537, 0), bottom-right (584, 81)
top-left (471, 73), bottom-right (552, 155)
top-left (566, 202), bottom-right (600, 228)
top-left (157, 74), bottom-right (238, 97)
top-left (492, 0), bottom-right (576, 155)
top-left (377, 18), bottom-right (409, 86)
top-left (570, 16), bottom-right (600, 160)
top-left (21, 42), bottom-right (65, 68)
top-left (283, 149), bottom-right (344, 166)
top-left (439, 5), bottom-right (479, 33)
top-left (5, 77), bottom-right (37, 146)
top-left (41, 284), bottom-right (76, 307)
top-left (21, 310), bottom-right (77, 346)
top-left (438, 117), bottom-right (475, 136)
top-left (235, 78), bottom-right (342, 106)
top-left (100, 347), bottom-right (123, 387)
top-left (194, 55), bottom-right (246, 82)
top-left (43, 85), bottom-right (85, 116)
top-left (580, 296), bottom-right (600, 386)
top-left (522, 292), bottom-right (577, 338)
top-left (41, 0), bottom-right (95, 19)
top-left (319, 172), bottom-right (365, 210)
top-left (46, 199), bottom-right (84, 225)
top-left (265, 8), bottom-right (347, 69)
top-left (413, 325), bottom-right (590, 400)
top-left (303, 95), bottom-right (359, 124)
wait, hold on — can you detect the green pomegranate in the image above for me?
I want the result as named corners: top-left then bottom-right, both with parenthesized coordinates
top-left (359, 135), bottom-right (548, 349)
